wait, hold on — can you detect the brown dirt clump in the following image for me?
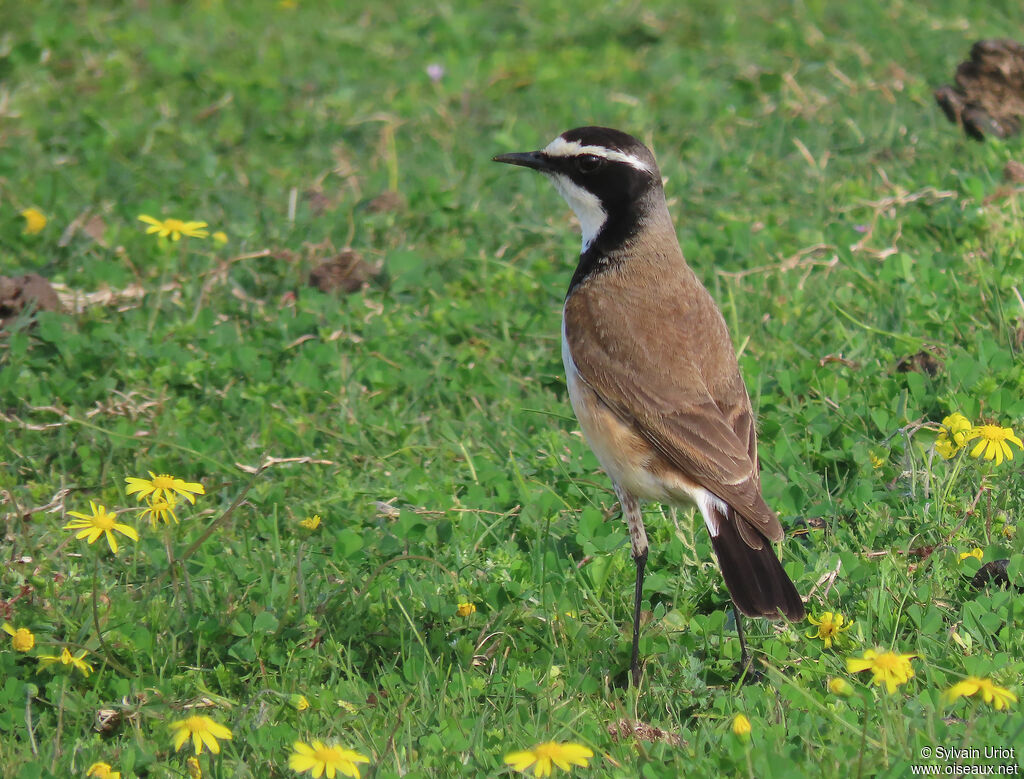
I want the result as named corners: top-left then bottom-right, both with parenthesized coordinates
top-left (308, 248), bottom-right (380, 294)
top-left (0, 273), bottom-right (61, 329)
top-left (935, 39), bottom-right (1024, 140)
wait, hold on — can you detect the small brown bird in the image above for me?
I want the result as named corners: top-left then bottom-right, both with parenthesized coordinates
top-left (494, 127), bottom-right (805, 685)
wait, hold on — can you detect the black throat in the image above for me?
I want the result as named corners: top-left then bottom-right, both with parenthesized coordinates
top-left (565, 201), bottom-right (645, 298)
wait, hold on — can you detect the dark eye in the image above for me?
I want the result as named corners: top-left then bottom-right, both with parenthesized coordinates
top-left (575, 155), bottom-right (604, 174)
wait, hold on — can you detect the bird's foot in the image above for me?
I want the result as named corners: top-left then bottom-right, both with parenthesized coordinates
top-left (733, 653), bottom-right (763, 685)
top-left (630, 660), bottom-right (643, 688)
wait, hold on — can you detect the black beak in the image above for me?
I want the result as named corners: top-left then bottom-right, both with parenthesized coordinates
top-left (492, 151), bottom-right (550, 171)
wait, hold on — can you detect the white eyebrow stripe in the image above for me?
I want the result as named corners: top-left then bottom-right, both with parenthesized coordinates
top-left (542, 137), bottom-right (651, 172)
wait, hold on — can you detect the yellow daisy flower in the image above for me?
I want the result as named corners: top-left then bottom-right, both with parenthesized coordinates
top-left (967, 424), bottom-right (1023, 466)
top-left (125, 472), bottom-right (204, 505)
top-left (806, 611), bottom-right (854, 648)
top-left (732, 713), bottom-right (752, 738)
top-left (828, 677), bottom-right (854, 697)
top-left (2, 623), bottom-right (35, 652)
top-left (86, 762), bottom-right (121, 779)
top-left (299, 514), bottom-right (322, 530)
top-left (212, 231), bottom-right (228, 245)
top-left (958, 547), bottom-right (983, 562)
top-left (288, 740), bottom-right (370, 778)
top-left (168, 715), bottom-right (233, 755)
top-left (38, 647), bottom-right (93, 676)
top-left (846, 648), bottom-right (917, 694)
top-left (291, 694), bottom-right (310, 711)
top-left (21, 207), bottom-right (47, 235)
top-left (64, 502), bottom-right (139, 554)
top-left (943, 413), bottom-right (974, 444)
top-left (140, 494), bottom-right (179, 527)
top-left (935, 412), bottom-right (973, 459)
top-left (456, 602), bottom-right (476, 617)
top-left (944, 676), bottom-right (1017, 710)
top-left (137, 214), bottom-right (209, 241)
top-left (504, 741), bottom-right (594, 777)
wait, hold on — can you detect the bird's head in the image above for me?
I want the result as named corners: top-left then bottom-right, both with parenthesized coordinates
top-left (493, 126), bottom-right (663, 252)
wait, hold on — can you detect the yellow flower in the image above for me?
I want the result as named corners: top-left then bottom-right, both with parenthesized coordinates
top-left (212, 231), bottom-right (228, 245)
top-left (125, 472), bottom-right (205, 505)
top-left (186, 757), bottom-right (202, 779)
top-left (2, 623), bottom-right (35, 652)
top-left (967, 424), bottom-right (1023, 466)
top-left (504, 742), bottom-right (594, 776)
top-left (138, 214), bottom-right (209, 241)
top-left (944, 413), bottom-right (974, 444)
top-left (291, 694), bottom-right (310, 711)
top-left (288, 740), bottom-right (370, 778)
top-left (806, 612), bottom-right (854, 649)
top-left (86, 762), bottom-right (121, 779)
top-left (828, 677), bottom-right (854, 697)
top-left (64, 501), bottom-right (139, 554)
top-left (958, 547), bottom-right (983, 562)
top-left (169, 715), bottom-right (233, 755)
top-left (141, 494), bottom-right (179, 528)
top-left (731, 713), bottom-right (752, 738)
top-left (38, 647), bottom-right (93, 676)
top-left (299, 514), bottom-right (322, 530)
top-left (21, 207), bottom-right (47, 235)
top-left (846, 648), bottom-right (917, 694)
top-left (456, 602), bottom-right (476, 617)
top-left (944, 676), bottom-right (1017, 710)
top-left (935, 413), bottom-right (973, 459)
top-left (869, 452), bottom-right (886, 469)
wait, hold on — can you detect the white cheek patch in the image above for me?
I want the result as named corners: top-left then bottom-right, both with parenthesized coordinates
top-left (543, 136), bottom-right (651, 172)
top-left (546, 172), bottom-right (607, 252)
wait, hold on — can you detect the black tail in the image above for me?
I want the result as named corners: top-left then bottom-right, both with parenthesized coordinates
top-left (707, 504), bottom-right (805, 621)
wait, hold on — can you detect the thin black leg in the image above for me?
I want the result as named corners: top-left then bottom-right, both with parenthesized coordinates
top-left (631, 548), bottom-right (648, 687)
top-left (734, 608), bottom-right (764, 684)
top-left (737, 606), bottom-right (753, 667)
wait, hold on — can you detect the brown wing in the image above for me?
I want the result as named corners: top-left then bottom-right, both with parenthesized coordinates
top-left (564, 256), bottom-right (782, 543)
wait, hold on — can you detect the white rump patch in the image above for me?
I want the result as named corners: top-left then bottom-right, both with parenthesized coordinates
top-left (547, 172), bottom-right (607, 252)
top-left (697, 490), bottom-right (730, 537)
top-left (543, 136), bottom-right (651, 172)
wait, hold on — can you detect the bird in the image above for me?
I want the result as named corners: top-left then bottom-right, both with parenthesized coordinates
top-left (493, 126), bottom-right (805, 686)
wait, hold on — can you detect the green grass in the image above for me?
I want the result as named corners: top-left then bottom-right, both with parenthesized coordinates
top-left (2, 0), bottom-right (1024, 776)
